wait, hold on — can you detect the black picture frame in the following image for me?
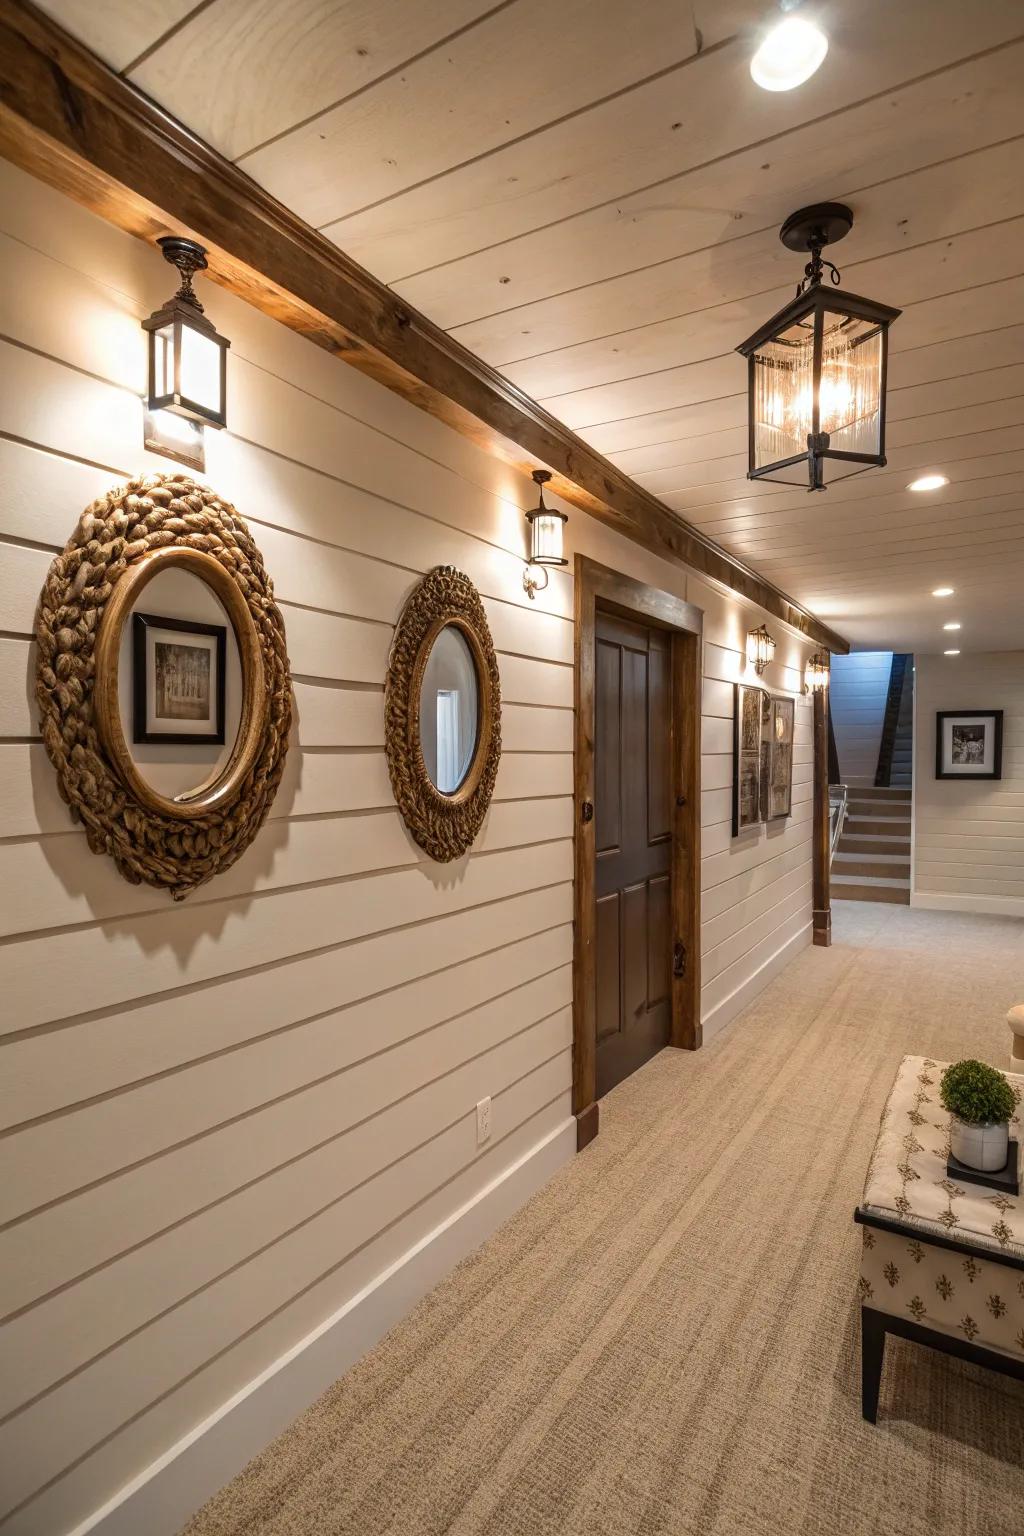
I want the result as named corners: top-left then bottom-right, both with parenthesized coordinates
top-left (935, 710), bottom-right (1003, 781)
top-left (767, 696), bottom-right (795, 820)
top-left (733, 683), bottom-right (767, 836)
top-left (132, 612), bottom-right (227, 746)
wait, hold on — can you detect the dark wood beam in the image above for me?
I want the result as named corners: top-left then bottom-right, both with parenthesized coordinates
top-left (0, 0), bottom-right (848, 654)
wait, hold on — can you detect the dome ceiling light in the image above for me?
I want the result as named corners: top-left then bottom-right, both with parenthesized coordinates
top-left (750, 15), bottom-right (828, 92)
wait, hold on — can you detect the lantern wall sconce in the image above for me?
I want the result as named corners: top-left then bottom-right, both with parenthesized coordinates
top-left (804, 648), bottom-right (831, 692)
top-left (142, 237), bottom-right (230, 432)
top-left (523, 469), bottom-right (568, 600)
top-left (736, 203), bottom-right (900, 492)
top-left (747, 623), bottom-right (776, 677)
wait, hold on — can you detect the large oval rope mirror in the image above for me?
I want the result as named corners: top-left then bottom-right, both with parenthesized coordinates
top-left (35, 473), bottom-right (291, 899)
top-left (385, 566), bottom-right (501, 862)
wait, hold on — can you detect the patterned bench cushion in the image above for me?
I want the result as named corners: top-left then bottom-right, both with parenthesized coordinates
top-left (860, 1225), bottom-right (1024, 1360)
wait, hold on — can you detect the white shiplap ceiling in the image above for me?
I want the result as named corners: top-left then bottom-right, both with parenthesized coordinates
top-left (38, 0), bottom-right (1024, 652)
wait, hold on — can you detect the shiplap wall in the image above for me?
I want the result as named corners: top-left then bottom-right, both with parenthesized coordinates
top-left (0, 158), bottom-right (815, 1536)
top-left (912, 652), bottom-right (1024, 917)
top-left (829, 651), bottom-right (893, 786)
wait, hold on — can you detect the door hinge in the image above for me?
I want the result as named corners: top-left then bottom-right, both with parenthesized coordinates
top-left (673, 941), bottom-right (686, 978)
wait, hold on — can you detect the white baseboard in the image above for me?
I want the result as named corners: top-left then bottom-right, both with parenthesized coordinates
top-left (70, 1116), bottom-right (576, 1536)
top-left (700, 921), bottom-right (812, 1043)
top-left (911, 891), bottom-right (1024, 919)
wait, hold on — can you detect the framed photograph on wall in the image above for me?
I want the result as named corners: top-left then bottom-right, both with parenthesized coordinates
top-left (767, 696), bottom-right (795, 819)
top-left (935, 710), bottom-right (1003, 780)
top-left (132, 612), bottom-right (227, 745)
top-left (733, 682), bottom-right (769, 835)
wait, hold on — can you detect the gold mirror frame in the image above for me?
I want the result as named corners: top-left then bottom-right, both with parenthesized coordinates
top-left (93, 545), bottom-right (267, 820)
top-left (385, 566), bottom-right (501, 862)
top-left (35, 472), bottom-right (292, 900)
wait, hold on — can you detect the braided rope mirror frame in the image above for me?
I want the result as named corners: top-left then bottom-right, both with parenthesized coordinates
top-left (35, 472), bottom-right (292, 900)
top-left (385, 566), bottom-right (501, 862)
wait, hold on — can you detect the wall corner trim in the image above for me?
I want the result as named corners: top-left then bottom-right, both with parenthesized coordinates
top-left (910, 892), bottom-right (1024, 920)
top-left (66, 1117), bottom-right (575, 1536)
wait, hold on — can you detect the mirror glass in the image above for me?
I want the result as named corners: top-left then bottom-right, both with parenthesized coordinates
top-left (116, 565), bottom-right (242, 802)
top-left (420, 624), bottom-right (479, 794)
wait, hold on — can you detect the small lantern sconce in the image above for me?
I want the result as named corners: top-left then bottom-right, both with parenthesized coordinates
top-left (523, 469), bottom-right (568, 600)
top-left (747, 623), bottom-right (776, 677)
top-left (142, 237), bottom-right (230, 431)
top-left (804, 648), bottom-right (831, 693)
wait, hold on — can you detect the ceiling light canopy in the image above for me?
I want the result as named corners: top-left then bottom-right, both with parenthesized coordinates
top-left (750, 15), bottom-right (828, 92)
top-left (736, 204), bottom-right (901, 491)
top-left (932, 587), bottom-right (954, 597)
top-left (908, 474), bottom-right (948, 492)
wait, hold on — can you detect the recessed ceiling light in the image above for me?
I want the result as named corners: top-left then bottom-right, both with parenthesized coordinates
top-left (943, 622), bottom-right (961, 631)
top-left (932, 586), bottom-right (954, 597)
top-left (908, 473), bottom-right (949, 492)
top-left (944, 649), bottom-right (960, 656)
top-left (750, 16), bottom-right (828, 91)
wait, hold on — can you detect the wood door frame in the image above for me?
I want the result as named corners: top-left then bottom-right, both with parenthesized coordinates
top-left (573, 557), bottom-right (703, 1149)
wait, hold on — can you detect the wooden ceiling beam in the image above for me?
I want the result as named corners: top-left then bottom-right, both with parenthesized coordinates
top-left (0, 0), bottom-right (848, 653)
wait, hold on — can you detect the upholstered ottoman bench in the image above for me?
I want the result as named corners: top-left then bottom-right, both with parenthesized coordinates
top-left (854, 1055), bottom-right (1024, 1422)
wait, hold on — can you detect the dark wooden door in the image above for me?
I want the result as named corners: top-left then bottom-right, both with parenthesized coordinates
top-left (594, 610), bottom-right (673, 1097)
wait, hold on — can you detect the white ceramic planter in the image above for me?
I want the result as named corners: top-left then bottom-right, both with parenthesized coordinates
top-left (950, 1116), bottom-right (1009, 1172)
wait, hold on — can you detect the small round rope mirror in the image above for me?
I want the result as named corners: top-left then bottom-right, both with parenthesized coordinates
top-left (35, 472), bottom-right (292, 900)
top-left (385, 566), bottom-right (501, 862)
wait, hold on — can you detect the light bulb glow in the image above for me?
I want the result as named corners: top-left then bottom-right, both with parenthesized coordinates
top-left (932, 586), bottom-right (954, 597)
top-left (752, 316), bottom-right (883, 466)
top-left (943, 622), bottom-right (961, 631)
top-left (750, 17), bottom-right (828, 92)
top-left (944, 649), bottom-right (960, 656)
top-left (908, 474), bottom-right (948, 492)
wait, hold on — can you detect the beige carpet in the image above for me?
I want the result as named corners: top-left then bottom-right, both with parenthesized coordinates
top-left (184, 904), bottom-right (1024, 1536)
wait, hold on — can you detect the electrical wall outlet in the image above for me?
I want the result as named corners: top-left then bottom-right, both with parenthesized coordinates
top-left (476, 1096), bottom-right (492, 1145)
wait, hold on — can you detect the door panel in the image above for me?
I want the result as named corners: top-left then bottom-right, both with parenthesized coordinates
top-left (594, 610), bottom-right (674, 1097)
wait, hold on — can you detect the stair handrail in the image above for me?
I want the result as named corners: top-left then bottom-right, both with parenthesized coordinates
top-left (828, 784), bottom-right (849, 865)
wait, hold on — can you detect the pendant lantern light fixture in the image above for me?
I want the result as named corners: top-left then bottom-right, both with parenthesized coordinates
top-left (143, 237), bottom-right (230, 430)
top-left (736, 204), bottom-right (900, 492)
top-left (523, 469), bottom-right (568, 599)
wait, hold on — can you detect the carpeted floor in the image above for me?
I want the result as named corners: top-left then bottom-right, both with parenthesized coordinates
top-left (184, 903), bottom-right (1024, 1536)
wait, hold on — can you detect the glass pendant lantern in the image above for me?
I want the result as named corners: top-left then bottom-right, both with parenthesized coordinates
top-left (736, 204), bottom-right (900, 491)
top-left (142, 237), bottom-right (230, 429)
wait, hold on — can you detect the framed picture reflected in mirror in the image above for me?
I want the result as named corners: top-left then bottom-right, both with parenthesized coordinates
top-left (132, 612), bottom-right (227, 746)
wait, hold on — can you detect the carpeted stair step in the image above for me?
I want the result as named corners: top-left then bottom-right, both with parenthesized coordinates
top-left (851, 786), bottom-right (910, 801)
top-left (832, 874), bottom-right (911, 905)
top-left (834, 855), bottom-right (911, 879)
top-left (837, 834), bottom-right (910, 856)
top-left (844, 816), bottom-right (911, 837)
top-left (847, 798), bottom-right (910, 818)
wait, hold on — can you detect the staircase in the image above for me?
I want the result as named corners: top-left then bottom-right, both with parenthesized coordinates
top-left (832, 785), bottom-right (911, 904)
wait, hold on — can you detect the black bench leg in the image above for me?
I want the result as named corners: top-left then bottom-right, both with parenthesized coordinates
top-left (861, 1307), bottom-right (887, 1423)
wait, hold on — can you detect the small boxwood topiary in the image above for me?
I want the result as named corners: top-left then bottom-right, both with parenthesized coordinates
top-left (940, 1059), bottom-right (1015, 1126)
